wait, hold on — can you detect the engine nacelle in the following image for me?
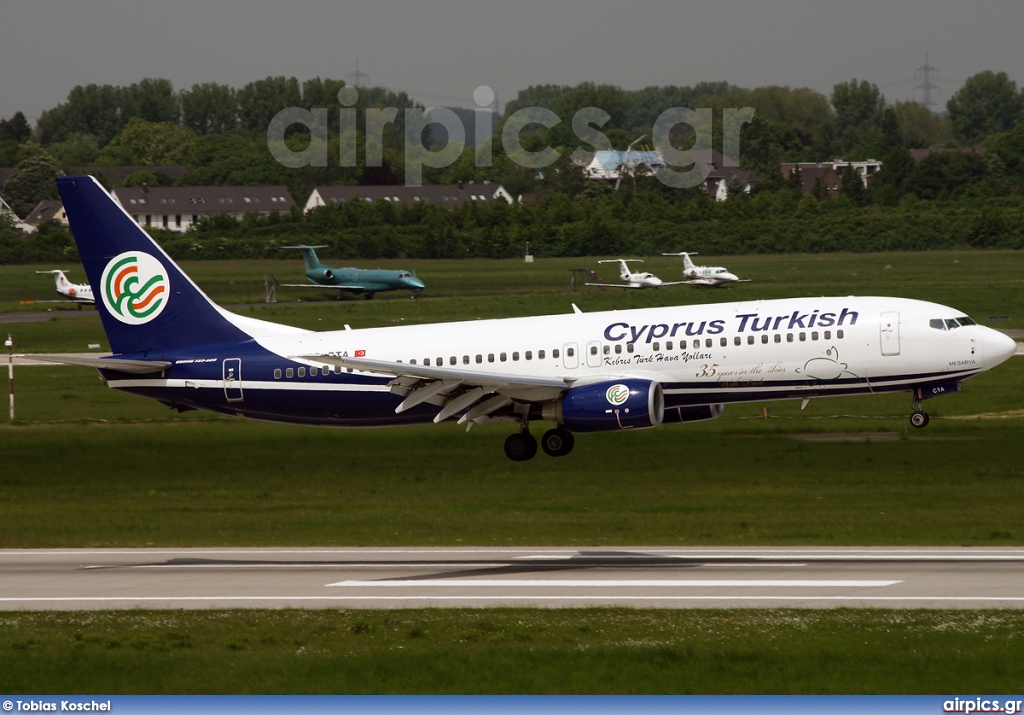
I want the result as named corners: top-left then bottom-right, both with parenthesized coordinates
top-left (542, 379), bottom-right (664, 433)
top-left (309, 268), bottom-right (335, 282)
top-left (662, 404), bottom-right (725, 423)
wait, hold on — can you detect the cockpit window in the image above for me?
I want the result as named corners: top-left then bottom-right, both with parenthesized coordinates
top-left (957, 316), bottom-right (977, 326)
top-left (929, 319), bottom-right (946, 330)
top-left (944, 318), bottom-right (960, 330)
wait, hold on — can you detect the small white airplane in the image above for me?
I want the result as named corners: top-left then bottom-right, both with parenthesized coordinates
top-left (662, 252), bottom-right (749, 287)
top-left (35, 269), bottom-right (95, 305)
top-left (586, 259), bottom-right (689, 290)
top-left (26, 176), bottom-right (1020, 462)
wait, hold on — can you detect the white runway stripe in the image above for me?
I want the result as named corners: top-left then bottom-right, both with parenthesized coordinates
top-left (8, 595), bottom-right (1024, 604)
top-left (326, 579), bottom-right (901, 588)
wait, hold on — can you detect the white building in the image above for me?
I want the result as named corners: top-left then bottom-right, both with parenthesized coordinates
top-left (582, 150), bottom-right (667, 181)
top-left (304, 182), bottom-right (514, 212)
top-left (111, 185), bottom-right (295, 233)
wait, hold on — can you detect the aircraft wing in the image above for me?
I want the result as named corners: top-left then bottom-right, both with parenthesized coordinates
top-left (274, 282), bottom-right (368, 291)
top-left (584, 282), bottom-right (642, 289)
top-left (298, 353), bottom-right (568, 424)
top-left (18, 354), bottom-right (172, 374)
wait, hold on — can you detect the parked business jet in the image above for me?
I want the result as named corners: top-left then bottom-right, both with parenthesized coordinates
top-left (586, 259), bottom-right (689, 290)
top-left (276, 245), bottom-right (425, 299)
top-left (30, 176), bottom-right (1018, 461)
top-left (662, 252), bottom-right (749, 287)
top-left (35, 269), bottom-right (95, 305)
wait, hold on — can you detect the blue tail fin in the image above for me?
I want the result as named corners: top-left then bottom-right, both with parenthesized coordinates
top-left (57, 176), bottom-right (253, 354)
top-left (281, 245), bottom-right (327, 272)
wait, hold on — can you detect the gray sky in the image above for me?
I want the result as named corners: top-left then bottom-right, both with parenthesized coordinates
top-left (2, 0), bottom-right (1023, 123)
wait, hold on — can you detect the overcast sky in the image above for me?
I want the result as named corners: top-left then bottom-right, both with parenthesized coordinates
top-left (2, 0), bottom-right (1023, 123)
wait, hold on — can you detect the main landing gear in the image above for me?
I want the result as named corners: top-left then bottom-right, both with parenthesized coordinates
top-left (910, 397), bottom-right (930, 429)
top-left (503, 423), bottom-right (575, 461)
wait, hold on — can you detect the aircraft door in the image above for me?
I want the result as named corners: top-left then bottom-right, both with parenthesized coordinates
top-left (563, 343), bottom-right (579, 369)
top-left (880, 312), bottom-right (900, 356)
top-left (223, 358), bottom-right (243, 402)
top-left (586, 341), bottom-right (602, 368)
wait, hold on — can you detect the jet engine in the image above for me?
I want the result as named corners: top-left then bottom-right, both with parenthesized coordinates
top-left (541, 379), bottom-right (664, 432)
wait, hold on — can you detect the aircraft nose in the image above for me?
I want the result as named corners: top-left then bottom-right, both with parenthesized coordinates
top-left (980, 328), bottom-right (1017, 369)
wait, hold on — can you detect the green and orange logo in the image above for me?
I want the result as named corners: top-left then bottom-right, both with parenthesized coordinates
top-left (606, 384), bottom-right (630, 406)
top-left (100, 252), bottom-right (169, 325)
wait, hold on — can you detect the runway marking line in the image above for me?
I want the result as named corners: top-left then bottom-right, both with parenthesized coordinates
top-left (5, 595), bottom-right (1024, 604)
top-left (325, 579), bottom-right (901, 588)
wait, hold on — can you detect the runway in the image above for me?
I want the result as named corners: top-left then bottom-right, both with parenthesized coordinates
top-left (2, 546), bottom-right (1024, 610)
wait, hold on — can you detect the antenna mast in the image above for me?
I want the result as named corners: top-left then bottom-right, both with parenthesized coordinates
top-left (914, 51), bottom-right (940, 112)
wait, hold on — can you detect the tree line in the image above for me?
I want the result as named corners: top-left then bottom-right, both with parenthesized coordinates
top-left (1, 71), bottom-right (1023, 262)
top-left (3, 175), bottom-right (1022, 265)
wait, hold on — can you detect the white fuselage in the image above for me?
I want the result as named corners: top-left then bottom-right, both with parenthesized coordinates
top-left (684, 266), bottom-right (742, 286)
top-left (223, 295), bottom-right (1012, 413)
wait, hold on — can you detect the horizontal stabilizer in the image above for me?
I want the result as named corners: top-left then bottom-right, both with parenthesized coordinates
top-left (19, 353), bottom-right (172, 374)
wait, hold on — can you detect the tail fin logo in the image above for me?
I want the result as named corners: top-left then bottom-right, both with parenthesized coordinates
top-left (100, 252), bottom-right (169, 325)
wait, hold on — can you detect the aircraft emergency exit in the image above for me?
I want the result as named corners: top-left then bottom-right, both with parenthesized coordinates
top-left (29, 176), bottom-right (1018, 461)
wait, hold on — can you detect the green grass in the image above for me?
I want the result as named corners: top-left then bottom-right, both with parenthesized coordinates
top-left (2, 609), bottom-right (1023, 694)
top-left (2, 359), bottom-right (1022, 548)
top-left (3, 250), bottom-right (1024, 353)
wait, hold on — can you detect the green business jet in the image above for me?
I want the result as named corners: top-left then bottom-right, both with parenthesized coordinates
top-left (277, 245), bottom-right (425, 299)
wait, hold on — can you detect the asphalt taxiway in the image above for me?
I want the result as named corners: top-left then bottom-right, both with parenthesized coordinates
top-left (2, 546), bottom-right (1023, 610)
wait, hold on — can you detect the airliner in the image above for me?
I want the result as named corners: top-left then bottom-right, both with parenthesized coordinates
top-left (35, 269), bottom-right (95, 305)
top-left (662, 252), bottom-right (749, 287)
top-left (31, 176), bottom-right (1018, 461)
top-left (276, 244), bottom-right (425, 299)
top-left (586, 259), bottom-right (689, 290)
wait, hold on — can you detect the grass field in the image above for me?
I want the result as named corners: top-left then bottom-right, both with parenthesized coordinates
top-left (4, 250), bottom-right (1024, 353)
top-left (2, 609), bottom-right (1023, 694)
top-left (2, 367), bottom-right (1024, 548)
top-left (1, 249), bottom-right (1023, 693)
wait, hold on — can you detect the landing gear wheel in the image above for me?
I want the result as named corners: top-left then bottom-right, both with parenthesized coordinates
top-left (910, 410), bottom-right (929, 428)
top-left (541, 428), bottom-right (575, 457)
top-left (504, 433), bottom-right (538, 461)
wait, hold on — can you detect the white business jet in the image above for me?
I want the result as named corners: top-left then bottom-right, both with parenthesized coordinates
top-left (586, 259), bottom-right (689, 290)
top-left (26, 176), bottom-right (1019, 462)
top-left (35, 269), bottom-right (95, 305)
top-left (662, 252), bottom-right (749, 287)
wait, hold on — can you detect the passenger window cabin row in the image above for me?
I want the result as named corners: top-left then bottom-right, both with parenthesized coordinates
top-left (271, 329), bottom-right (846, 380)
